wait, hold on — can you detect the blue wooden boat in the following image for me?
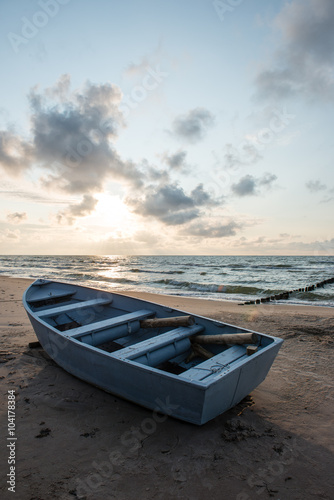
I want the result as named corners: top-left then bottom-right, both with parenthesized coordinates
top-left (23, 279), bottom-right (283, 425)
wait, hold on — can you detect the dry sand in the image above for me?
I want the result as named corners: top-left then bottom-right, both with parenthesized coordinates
top-left (0, 276), bottom-right (333, 500)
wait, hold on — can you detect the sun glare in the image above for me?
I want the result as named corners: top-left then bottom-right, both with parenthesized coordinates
top-left (91, 193), bottom-right (136, 235)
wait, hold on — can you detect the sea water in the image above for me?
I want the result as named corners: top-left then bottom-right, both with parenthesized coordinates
top-left (0, 255), bottom-right (333, 307)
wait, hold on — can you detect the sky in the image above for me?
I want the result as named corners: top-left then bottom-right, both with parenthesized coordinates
top-left (0, 0), bottom-right (333, 255)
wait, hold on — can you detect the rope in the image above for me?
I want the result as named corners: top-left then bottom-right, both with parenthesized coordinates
top-left (190, 361), bottom-right (231, 375)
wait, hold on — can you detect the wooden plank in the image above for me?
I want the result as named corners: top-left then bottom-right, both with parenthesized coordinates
top-left (140, 315), bottom-right (195, 328)
top-left (192, 332), bottom-right (258, 345)
top-left (185, 343), bottom-right (215, 363)
top-left (247, 346), bottom-right (258, 356)
top-left (66, 309), bottom-right (154, 338)
top-left (36, 297), bottom-right (113, 318)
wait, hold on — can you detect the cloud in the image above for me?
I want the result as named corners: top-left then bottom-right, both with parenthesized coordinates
top-left (0, 187), bottom-right (70, 204)
top-left (128, 184), bottom-right (197, 225)
top-left (0, 131), bottom-right (34, 176)
top-left (232, 175), bottom-right (256, 196)
top-left (259, 172), bottom-right (278, 187)
top-left (163, 150), bottom-right (188, 170)
top-left (133, 230), bottom-right (160, 246)
top-left (254, 0), bottom-right (334, 101)
top-left (139, 159), bottom-right (170, 183)
top-left (306, 180), bottom-right (327, 192)
top-left (287, 237), bottom-right (334, 252)
top-left (6, 212), bottom-right (27, 224)
top-left (185, 220), bottom-right (241, 238)
top-left (171, 108), bottom-right (215, 143)
top-left (44, 74), bottom-right (71, 102)
top-left (31, 78), bottom-right (146, 193)
top-left (161, 209), bottom-right (200, 226)
top-left (122, 47), bottom-right (164, 80)
top-left (127, 183), bottom-right (219, 226)
top-left (3, 229), bottom-right (20, 240)
top-left (0, 75), bottom-right (145, 196)
top-left (191, 183), bottom-right (219, 206)
top-left (0, 76), bottom-right (218, 228)
top-left (56, 194), bottom-right (98, 225)
top-left (231, 173), bottom-right (277, 197)
top-left (306, 179), bottom-right (334, 202)
top-left (321, 190), bottom-right (334, 203)
top-left (223, 142), bottom-right (263, 170)
top-left (123, 56), bottom-right (151, 79)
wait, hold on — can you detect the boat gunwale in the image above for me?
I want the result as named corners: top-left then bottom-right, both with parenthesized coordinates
top-left (23, 279), bottom-right (283, 344)
top-left (23, 280), bottom-right (283, 388)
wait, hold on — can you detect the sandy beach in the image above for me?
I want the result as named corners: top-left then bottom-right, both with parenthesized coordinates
top-left (0, 276), bottom-right (333, 500)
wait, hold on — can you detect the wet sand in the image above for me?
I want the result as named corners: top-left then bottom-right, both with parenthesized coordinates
top-left (0, 276), bottom-right (333, 499)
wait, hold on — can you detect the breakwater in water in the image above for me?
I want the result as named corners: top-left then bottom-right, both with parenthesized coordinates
top-left (241, 277), bottom-right (334, 305)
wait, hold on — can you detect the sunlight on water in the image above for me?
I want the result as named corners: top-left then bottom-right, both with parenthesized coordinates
top-left (0, 255), bottom-right (333, 307)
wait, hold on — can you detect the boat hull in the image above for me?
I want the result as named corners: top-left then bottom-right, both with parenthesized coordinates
top-left (23, 280), bottom-right (283, 425)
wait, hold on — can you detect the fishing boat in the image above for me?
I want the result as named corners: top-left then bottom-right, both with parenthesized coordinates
top-left (23, 279), bottom-right (283, 425)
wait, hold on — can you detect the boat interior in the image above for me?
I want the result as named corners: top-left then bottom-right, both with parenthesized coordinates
top-left (26, 281), bottom-right (275, 381)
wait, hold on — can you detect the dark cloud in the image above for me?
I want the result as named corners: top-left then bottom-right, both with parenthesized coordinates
top-left (1, 76), bottom-right (222, 229)
top-left (254, 0), bottom-right (334, 101)
top-left (128, 184), bottom-right (196, 225)
top-left (191, 184), bottom-right (219, 206)
top-left (231, 173), bottom-right (277, 197)
top-left (0, 75), bottom-right (145, 196)
top-left (6, 212), bottom-right (27, 224)
top-left (232, 175), bottom-right (256, 197)
top-left (185, 220), bottom-right (240, 238)
top-left (127, 183), bottom-right (219, 226)
top-left (171, 108), bottom-right (214, 143)
top-left (140, 159), bottom-right (170, 183)
top-left (163, 150), bottom-right (187, 170)
top-left (30, 78), bottom-right (146, 193)
top-left (306, 180), bottom-right (327, 192)
top-left (161, 208), bottom-right (200, 226)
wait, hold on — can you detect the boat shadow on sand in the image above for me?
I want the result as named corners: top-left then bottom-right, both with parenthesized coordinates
top-left (13, 343), bottom-right (334, 500)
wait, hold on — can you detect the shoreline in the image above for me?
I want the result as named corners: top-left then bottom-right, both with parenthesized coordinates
top-left (0, 276), bottom-right (333, 499)
top-left (1, 274), bottom-right (333, 311)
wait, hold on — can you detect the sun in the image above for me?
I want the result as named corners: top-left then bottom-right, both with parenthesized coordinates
top-left (88, 193), bottom-right (137, 235)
